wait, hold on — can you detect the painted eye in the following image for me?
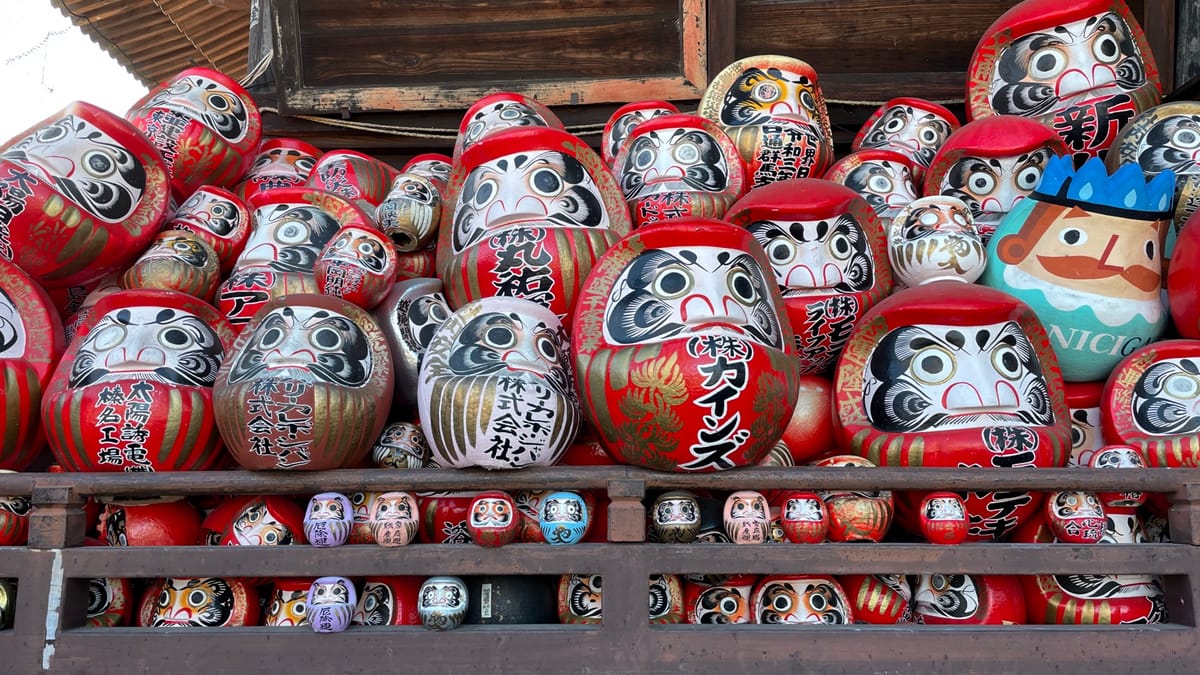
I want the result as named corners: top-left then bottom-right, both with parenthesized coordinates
top-left (727, 268), bottom-right (758, 305)
top-left (752, 81), bottom-right (780, 102)
top-left (633, 147), bottom-right (656, 171)
top-left (257, 326), bottom-right (285, 350)
top-left (357, 241), bottom-right (377, 257)
top-left (918, 210), bottom-right (942, 228)
top-left (868, 175), bottom-right (893, 193)
top-left (269, 599), bottom-right (281, 616)
top-left (205, 92), bottom-right (233, 112)
top-left (883, 116), bottom-right (906, 133)
top-left (720, 597), bottom-right (739, 614)
top-left (771, 592), bottom-right (792, 613)
top-left (535, 334), bottom-right (558, 361)
top-left (484, 324), bottom-right (516, 349)
top-left (918, 125), bottom-right (942, 145)
top-left (1058, 228), bottom-right (1087, 246)
top-left (931, 574), bottom-right (948, 591)
top-left (187, 589), bottom-right (208, 607)
top-left (951, 209), bottom-right (969, 226)
top-left (991, 345), bottom-right (1022, 379)
top-left (734, 501), bottom-right (746, 513)
top-left (767, 239), bottom-right (796, 265)
top-left (530, 168), bottom-right (562, 196)
top-left (1092, 33), bottom-right (1121, 64)
top-left (1016, 165), bottom-right (1043, 191)
top-left (673, 141), bottom-right (700, 164)
top-left (158, 327), bottom-right (195, 350)
top-left (809, 591), bottom-right (827, 611)
top-left (799, 91), bottom-right (817, 113)
top-left (91, 324), bottom-right (126, 351)
top-left (309, 326), bottom-right (343, 351)
top-left (471, 178), bottom-right (498, 208)
top-left (83, 150), bottom-right (116, 177)
top-left (828, 233), bottom-right (853, 261)
top-left (36, 124), bottom-right (67, 143)
top-left (653, 265), bottom-right (692, 299)
top-left (157, 590), bottom-right (170, 607)
top-left (1165, 373), bottom-right (1199, 399)
top-left (967, 170), bottom-right (996, 195)
top-left (1145, 240), bottom-right (1156, 261)
top-left (378, 503), bottom-right (391, 515)
top-left (276, 221), bottom-right (310, 245)
top-left (1172, 127), bottom-right (1200, 149)
top-left (351, 493), bottom-right (366, 506)
top-left (1030, 47), bottom-right (1069, 79)
top-left (263, 530), bottom-right (279, 544)
top-left (499, 106), bottom-right (523, 121)
top-left (295, 157), bottom-right (316, 174)
top-left (465, 121), bottom-right (487, 143)
top-left (911, 345), bottom-right (955, 385)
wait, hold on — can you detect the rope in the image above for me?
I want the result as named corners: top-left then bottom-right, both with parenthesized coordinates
top-left (258, 106), bottom-right (607, 139)
top-left (239, 49), bottom-right (274, 87)
top-left (827, 97), bottom-right (966, 107)
top-left (3, 28), bottom-right (73, 66)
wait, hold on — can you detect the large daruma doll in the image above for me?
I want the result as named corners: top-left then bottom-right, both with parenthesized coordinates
top-left (42, 289), bottom-right (236, 472)
top-left (966, 0), bottom-right (1161, 164)
top-left (438, 126), bottom-right (630, 324)
top-left (0, 101), bottom-right (171, 289)
top-left (573, 218), bottom-right (801, 471)
top-left (833, 281), bottom-right (1071, 539)
top-left (214, 294), bottom-right (393, 470)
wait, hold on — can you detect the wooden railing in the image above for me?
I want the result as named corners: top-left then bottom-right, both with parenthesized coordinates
top-left (1, 466), bottom-right (1199, 674)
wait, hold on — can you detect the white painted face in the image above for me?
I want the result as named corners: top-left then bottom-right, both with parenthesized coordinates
top-left (720, 66), bottom-right (823, 127)
top-left (1, 114), bottom-right (146, 223)
top-left (227, 305), bottom-right (373, 387)
top-left (747, 216), bottom-right (875, 296)
top-left (756, 579), bottom-right (849, 624)
top-left (0, 288), bottom-right (26, 359)
top-left (470, 497), bottom-right (513, 528)
top-left (840, 159), bottom-right (919, 220)
top-left (1052, 491), bottom-right (1104, 519)
top-left (1068, 405), bottom-right (1104, 466)
top-left (246, 146), bottom-right (318, 180)
top-left (461, 101), bottom-right (549, 152)
top-left (863, 320), bottom-right (1054, 432)
top-left (989, 12), bottom-right (1146, 114)
top-left (140, 73), bottom-right (250, 143)
top-left (607, 106), bottom-right (676, 163)
top-left (602, 245), bottom-right (783, 348)
top-left (784, 497), bottom-right (823, 522)
top-left (937, 149), bottom-right (1055, 232)
top-left (171, 188), bottom-right (243, 239)
top-left (860, 105), bottom-right (954, 168)
top-left (138, 234), bottom-right (211, 268)
top-left (452, 149), bottom-right (610, 254)
top-left (405, 158), bottom-right (452, 188)
top-left (913, 574), bottom-right (979, 621)
top-left (305, 494), bottom-right (349, 522)
top-left (239, 203), bottom-right (342, 272)
top-left (1131, 357), bottom-right (1200, 435)
top-left (68, 305), bottom-right (222, 388)
top-left (924, 497), bottom-right (966, 521)
top-left (618, 126), bottom-right (730, 199)
top-left (320, 227), bottom-right (390, 274)
top-left (310, 579), bottom-right (353, 606)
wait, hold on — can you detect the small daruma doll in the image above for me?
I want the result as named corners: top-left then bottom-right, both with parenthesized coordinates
top-left (418, 296), bottom-right (580, 469)
top-left (0, 101), bottom-right (171, 289)
top-left (650, 490), bottom-right (702, 543)
top-left (833, 282), bottom-right (1071, 540)
top-left (1110, 101), bottom-right (1200, 229)
top-left (233, 137), bottom-right (322, 201)
top-left (315, 225), bottom-right (398, 310)
top-left (815, 455), bottom-right (895, 543)
top-left (1045, 490), bottom-right (1106, 544)
top-left (602, 100), bottom-right (680, 168)
top-left (121, 230), bottom-right (221, 301)
top-left (911, 574), bottom-right (1025, 625)
top-left (42, 289), bottom-right (235, 472)
top-left (613, 113), bottom-right (747, 228)
top-left (126, 66), bottom-right (261, 199)
top-left (467, 490), bottom-right (519, 548)
top-left (303, 492), bottom-right (353, 548)
top-left (887, 195), bottom-right (987, 287)
top-left (0, 259), bottom-right (65, 471)
top-left (438, 126), bottom-right (630, 321)
top-left (853, 98), bottom-right (960, 180)
top-left (308, 576), bottom-right (356, 634)
top-left (573, 218), bottom-right (801, 471)
top-left (162, 186), bottom-right (251, 274)
top-left (779, 491), bottom-right (828, 544)
top-left (305, 149), bottom-right (397, 213)
top-left (725, 178), bottom-right (894, 375)
top-left (369, 491), bottom-right (419, 547)
top-left (372, 278), bottom-right (452, 417)
top-left (418, 576), bottom-right (469, 631)
top-left (539, 491), bottom-right (589, 545)
top-left (214, 293), bottom-right (394, 470)
top-left (981, 155), bottom-right (1175, 382)
top-left (699, 55), bottom-right (835, 186)
top-left (919, 492), bottom-right (969, 545)
top-left (375, 153), bottom-right (452, 253)
top-left (967, 0), bottom-right (1162, 164)
top-left (824, 149), bottom-right (920, 224)
top-left (723, 491), bottom-right (770, 544)
top-left (140, 577), bottom-right (258, 628)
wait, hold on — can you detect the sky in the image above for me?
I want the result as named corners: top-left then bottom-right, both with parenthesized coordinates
top-left (0, 1), bottom-right (149, 143)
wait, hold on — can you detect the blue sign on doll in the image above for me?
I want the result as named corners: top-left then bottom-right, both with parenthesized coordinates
top-left (539, 491), bottom-right (589, 545)
top-left (981, 156), bottom-right (1175, 382)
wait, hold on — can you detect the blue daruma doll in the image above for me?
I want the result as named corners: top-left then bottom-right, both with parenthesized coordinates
top-left (539, 491), bottom-right (589, 545)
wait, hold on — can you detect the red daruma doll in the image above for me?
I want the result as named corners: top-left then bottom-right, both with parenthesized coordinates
top-left (42, 289), bottom-right (236, 472)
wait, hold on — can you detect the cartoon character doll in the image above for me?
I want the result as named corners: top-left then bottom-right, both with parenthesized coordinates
top-left (981, 155), bottom-right (1175, 382)
top-left (967, 0), bottom-right (1162, 164)
top-left (573, 218), bottom-right (801, 471)
top-left (699, 55), bottom-right (835, 187)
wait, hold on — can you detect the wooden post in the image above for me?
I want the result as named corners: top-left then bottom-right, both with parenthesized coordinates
top-left (606, 478), bottom-right (646, 543)
top-left (1167, 482), bottom-right (1200, 626)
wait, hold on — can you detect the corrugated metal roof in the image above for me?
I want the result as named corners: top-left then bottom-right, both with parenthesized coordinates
top-left (51, 0), bottom-right (251, 87)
